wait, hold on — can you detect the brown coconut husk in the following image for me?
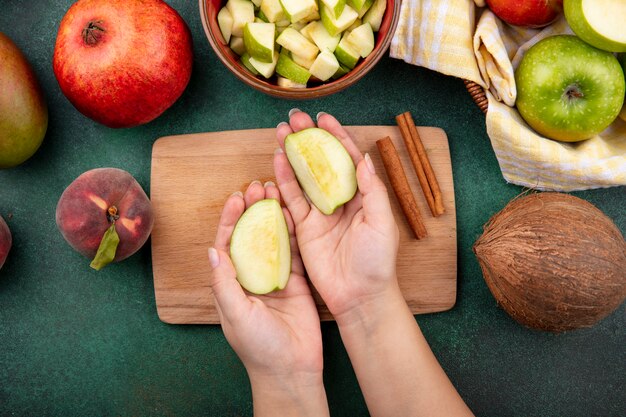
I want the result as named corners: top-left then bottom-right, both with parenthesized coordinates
top-left (473, 192), bottom-right (626, 332)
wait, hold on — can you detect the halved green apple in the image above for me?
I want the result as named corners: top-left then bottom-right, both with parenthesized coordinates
top-left (244, 22), bottom-right (276, 63)
top-left (285, 128), bottom-right (357, 215)
top-left (230, 199), bottom-right (291, 295)
top-left (564, 0), bottom-right (626, 52)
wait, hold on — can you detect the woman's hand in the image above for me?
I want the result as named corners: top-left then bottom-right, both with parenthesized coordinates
top-left (208, 180), bottom-right (329, 417)
top-left (273, 110), bottom-right (401, 321)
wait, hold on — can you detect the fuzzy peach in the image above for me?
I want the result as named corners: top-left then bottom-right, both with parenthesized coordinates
top-left (0, 215), bottom-right (11, 270)
top-left (56, 168), bottom-right (154, 269)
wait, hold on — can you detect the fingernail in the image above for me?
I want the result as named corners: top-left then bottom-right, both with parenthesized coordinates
top-left (208, 247), bottom-right (220, 268)
top-left (365, 153), bottom-right (376, 174)
top-left (316, 111), bottom-right (327, 121)
top-left (264, 180), bottom-right (275, 187)
top-left (288, 108), bottom-right (301, 117)
top-left (274, 147), bottom-right (284, 155)
top-left (276, 121), bottom-right (289, 129)
top-left (230, 191), bottom-right (243, 198)
top-left (249, 180), bottom-right (262, 187)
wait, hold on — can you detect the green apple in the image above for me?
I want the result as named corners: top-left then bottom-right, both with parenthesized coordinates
top-left (260, 0), bottom-right (285, 22)
top-left (334, 34), bottom-right (360, 69)
top-left (277, 76), bottom-right (307, 88)
top-left (240, 52), bottom-right (260, 75)
top-left (276, 28), bottom-right (319, 61)
top-left (285, 128), bottom-right (357, 215)
top-left (618, 54), bottom-right (626, 122)
top-left (276, 50), bottom-right (312, 84)
top-left (362, 0), bottom-right (386, 31)
top-left (309, 49), bottom-right (340, 81)
top-left (0, 32), bottom-right (48, 169)
top-left (321, 0), bottom-right (346, 19)
top-left (515, 35), bottom-right (625, 142)
top-left (226, 0), bottom-right (255, 38)
top-left (217, 7), bottom-right (234, 43)
top-left (357, 0), bottom-right (374, 18)
top-left (230, 36), bottom-right (246, 56)
top-left (345, 22), bottom-right (374, 57)
top-left (332, 63), bottom-right (350, 79)
top-left (306, 21), bottom-right (341, 52)
top-left (564, 0), bottom-right (626, 52)
top-left (249, 50), bottom-right (279, 78)
top-left (279, 0), bottom-right (318, 23)
top-left (230, 199), bottom-right (291, 295)
top-left (244, 22), bottom-right (276, 63)
top-left (320, 4), bottom-right (359, 37)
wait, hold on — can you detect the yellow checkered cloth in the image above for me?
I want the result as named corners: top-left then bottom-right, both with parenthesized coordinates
top-left (390, 0), bottom-right (626, 191)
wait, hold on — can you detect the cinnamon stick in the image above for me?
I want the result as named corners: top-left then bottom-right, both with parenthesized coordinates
top-left (396, 112), bottom-right (445, 217)
top-left (376, 136), bottom-right (427, 240)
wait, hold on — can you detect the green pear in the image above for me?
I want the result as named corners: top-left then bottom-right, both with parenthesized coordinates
top-left (230, 199), bottom-right (291, 295)
top-left (0, 32), bottom-right (47, 169)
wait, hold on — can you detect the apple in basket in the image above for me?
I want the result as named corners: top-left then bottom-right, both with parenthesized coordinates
top-left (515, 35), bottom-right (625, 142)
top-left (485, 0), bottom-right (563, 28)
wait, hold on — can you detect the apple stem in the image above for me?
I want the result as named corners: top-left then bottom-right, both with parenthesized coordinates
top-left (565, 84), bottom-right (584, 100)
top-left (82, 21), bottom-right (105, 45)
top-left (107, 206), bottom-right (120, 223)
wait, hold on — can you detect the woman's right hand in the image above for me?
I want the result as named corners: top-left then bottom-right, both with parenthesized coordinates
top-left (273, 110), bottom-right (401, 321)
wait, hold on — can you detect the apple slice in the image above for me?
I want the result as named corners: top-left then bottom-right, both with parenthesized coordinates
top-left (249, 50), bottom-right (279, 78)
top-left (307, 21), bottom-right (341, 52)
top-left (321, 4), bottom-right (359, 37)
top-left (276, 28), bottom-right (319, 61)
top-left (564, 0), bottom-right (626, 52)
top-left (276, 50), bottom-right (312, 84)
top-left (334, 34), bottom-right (360, 68)
top-left (362, 0), bottom-right (386, 32)
top-left (345, 23), bottom-right (374, 57)
top-left (321, 0), bottom-right (346, 19)
top-left (218, 7), bottom-right (234, 43)
top-left (357, 0), bottom-right (374, 18)
top-left (285, 128), bottom-right (357, 215)
top-left (309, 49), bottom-right (340, 81)
top-left (227, 0), bottom-right (255, 38)
top-left (291, 51), bottom-right (317, 69)
top-left (230, 36), bottom-right (246, 56)
top-left (277, 76), bottom-right (307, 88)
top-left (240, 52), bottom-right (260, 75)
top-left (261, 0), bottom-right (286, 22)
top-left (279, 0), bottom-right (318, 23)
top-left (244, 22), bottom-right (276, 63)
top-left (230, 199), bottom-right (291, 295)
top-left (332, 63), bottom-right (350, 79)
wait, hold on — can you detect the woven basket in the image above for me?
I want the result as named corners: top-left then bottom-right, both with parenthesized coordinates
top-left (464, 80), bottom-right (488, 114)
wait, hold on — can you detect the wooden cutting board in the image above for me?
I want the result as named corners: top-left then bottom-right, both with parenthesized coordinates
top-left (151, 126), bottom-right (456, 324)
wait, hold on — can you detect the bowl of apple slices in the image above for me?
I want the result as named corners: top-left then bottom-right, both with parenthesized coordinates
top-left (200, 0), bottom-right (400, 98)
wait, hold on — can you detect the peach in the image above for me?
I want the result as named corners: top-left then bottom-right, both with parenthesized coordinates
top-left (56, 168), bottom-right (154, 269)
top-left (0, 215), bottom-right (11, 270)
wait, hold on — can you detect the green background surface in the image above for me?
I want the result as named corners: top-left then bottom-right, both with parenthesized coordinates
top-left (1, 1), bottom-right (624, 416)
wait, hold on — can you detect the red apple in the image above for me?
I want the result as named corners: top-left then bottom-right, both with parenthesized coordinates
top-left (0, 215), bottom-right (11, 270)
top-left (56, 168), bottom-right (154, 270)
top-left (53, 0), bottom-right (193, 128)
top-left (485, 0), bottom-right (563, 28)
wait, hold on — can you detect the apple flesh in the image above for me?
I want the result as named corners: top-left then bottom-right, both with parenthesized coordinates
top-left (230, 199), bottom-right (291, 295)
top-left (56, 168), bottom-right (154, 270)
top-left (564, 0), bottom-right (626, 52)
top-left (285, 128), bottom-right (357, 215)
top-left (52, 0), bottom-right (193, 128)
top-left (0, 32), bottom-right (48, 169)
top-left (0, 215), bottom-right (11, 270)
top-left (515, 35), bottom-right (625, 142)
top-left (485, 0), bottom-right (563, 28)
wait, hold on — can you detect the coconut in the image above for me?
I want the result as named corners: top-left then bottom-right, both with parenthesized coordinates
top-left (473, 192), bottom-right (626, 332)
